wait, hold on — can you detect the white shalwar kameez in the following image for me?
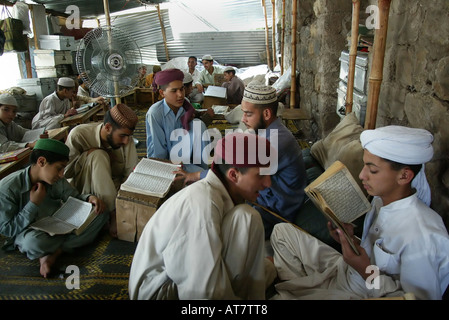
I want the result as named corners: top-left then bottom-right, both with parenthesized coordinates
top-left (31, 92), bottom-right (71, 129)
top-left (129, 170), bottom-right (275, 300)
top-left (270, 193), bottom-right (449, 300)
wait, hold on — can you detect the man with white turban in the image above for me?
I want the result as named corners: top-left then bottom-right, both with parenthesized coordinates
top-left (270, 125), bottom-right (449, 300)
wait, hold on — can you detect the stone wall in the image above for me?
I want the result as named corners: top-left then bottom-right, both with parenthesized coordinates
top-left (278, 0), bottom-right (449, 228)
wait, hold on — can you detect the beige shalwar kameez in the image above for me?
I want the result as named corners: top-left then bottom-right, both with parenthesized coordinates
top-left (64, 122), bottom-right (138, 212)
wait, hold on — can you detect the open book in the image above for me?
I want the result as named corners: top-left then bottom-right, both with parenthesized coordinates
top-left (304, 160), bottom-right (371, 255)
top-left (204, 85), bottom-right (227, 99)
top-left (21, 128), bottom-right (45, 143)
top-left (120, 158), bottom-right (181, 198)
top-left (30, 197), bottom-right (96, 236)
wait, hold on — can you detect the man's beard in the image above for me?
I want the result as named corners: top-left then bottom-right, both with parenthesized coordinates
top-left (107, 132), bottom-right (121, 150)
top-left (253, 113), bottom-right (266, 133)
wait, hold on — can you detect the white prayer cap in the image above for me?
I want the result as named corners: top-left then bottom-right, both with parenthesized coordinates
top-left (183, 72), bottom-right (193, 84)
top-left (242, 83), bottom-right (277, 105)
top-left (224, 66), bottom-right (235, 73)
top-left (0, 93), bottom-right (18, 107)
top-left (360, 125), bottom-right (434, 206)
top-left (57, 77), bottom-right (75, 87)
top-left (202, 54), bottom-right (213, 61)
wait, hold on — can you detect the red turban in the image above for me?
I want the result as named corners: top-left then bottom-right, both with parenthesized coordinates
top-left (212, 132), bottom-right (276, 170)
top-left (152, 68), bottom-right (184, 93)
top-left (152, 68), bottom-right (194, 131)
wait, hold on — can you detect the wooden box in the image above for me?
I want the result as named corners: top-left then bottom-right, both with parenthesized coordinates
top-left (203, 96), bottom-right (227, 109)
top-left (34, 49), bottom-right (73, 67)
top-left (115, 179), bottom-right (183, 242)
top-left (203, 85), bottom-right (227, 108)
top-left (39, 35), bottom-right (76, 51)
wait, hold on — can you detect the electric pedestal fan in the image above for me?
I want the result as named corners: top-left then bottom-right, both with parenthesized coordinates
top-left (76, 25), bottom-right (143, 99)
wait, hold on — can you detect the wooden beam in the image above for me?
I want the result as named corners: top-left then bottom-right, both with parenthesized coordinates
top-left (290, 0), bottom-right (298, 109)
top-left (262, 0), bottom-right (272, 70)
top-left (271, 0), bottom-right (277, 69)
top-left (24, 38), bottom-right (32, 78)
top-left (345, 0), bottom-right (360, 115)
top-left (364, 0), bottom-right (391, 129)
top-left (280, 0), bottom-right (285, 75)
top-left (156, 4), bottom-right (170, 62)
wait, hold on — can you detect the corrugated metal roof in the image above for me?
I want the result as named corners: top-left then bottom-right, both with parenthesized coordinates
top-left (25, 0), bottom-right (167, 18)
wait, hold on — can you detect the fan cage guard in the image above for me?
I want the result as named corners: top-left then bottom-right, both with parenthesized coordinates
top-left (76, 26), bottom-right (143, 98)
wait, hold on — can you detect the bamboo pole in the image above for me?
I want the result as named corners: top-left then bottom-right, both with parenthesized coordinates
top-left (364, 0), bottom-right (391, 129)
top-left (156, 4), bottom-right (170, 62)
top-left (290, 0), bottom-right (297, 109)
top-left (280, 0), bottom-right (285, 75)
top-left (271, 0), bottom-right (276, 69)
top-left (262, 0), bottom-right (272, 70)
top-left (345, 0), bottom-right (360, 115)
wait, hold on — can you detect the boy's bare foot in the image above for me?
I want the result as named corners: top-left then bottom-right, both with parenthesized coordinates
top-left (39, 249), bottom-right (62, 278)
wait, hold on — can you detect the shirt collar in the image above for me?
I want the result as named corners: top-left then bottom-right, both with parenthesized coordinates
top-left (204, 169), bottom-right (235, 212)
top-left (162, 99), bottom-right (185, 119)
top-left (95, 122), bottom-right (104, 148)
top-left (21, 166), bottom-right (33, 193)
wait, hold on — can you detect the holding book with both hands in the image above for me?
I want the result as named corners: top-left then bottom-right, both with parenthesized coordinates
top-left (30, 197), bottom-right (97, 236)
top-left (304, 160), bottom-right (371, 255)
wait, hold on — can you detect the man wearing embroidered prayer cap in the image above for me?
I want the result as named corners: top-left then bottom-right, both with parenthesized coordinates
top-left (193, 54), bottom-right (223, 94)
top-left (0, 138), bottom-right (108, 278)
top-left (269, 125), bottom-right (449, 300)
top-left (174, 82), bottom-right (310, 242)
top-left (129, 132), bottom-right (278, 300)
top-left (242, 82), bottom-right (308, 240)
top-left (146, 68), bottom-right (209, 173)
top-left (31, 77), bottom-right (78, 130)
top-left (65, 103), bottom-right (139, 237)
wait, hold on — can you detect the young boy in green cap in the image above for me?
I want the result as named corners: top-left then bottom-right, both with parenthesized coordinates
top-left (0, 139), bottom-right (108, 278)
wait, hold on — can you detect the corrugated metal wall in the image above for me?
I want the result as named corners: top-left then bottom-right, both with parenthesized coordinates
top-left (157, 30), bottom-right (272, 67)
top-left (96, 2), bottom-right (275, 68)
top-left (97, 9), bottom-right (174, 49)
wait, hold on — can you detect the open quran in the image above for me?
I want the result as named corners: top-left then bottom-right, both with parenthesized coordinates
top-left (305, 160), bottom-right (371, 255)
top-left (30, 197), bottom-right (96, 236)
top-left (120, 158), bottom-right (180, 198)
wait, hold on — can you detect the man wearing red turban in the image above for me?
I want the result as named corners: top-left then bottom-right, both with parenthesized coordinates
top-left (146, 68), bottom-right (209, 173)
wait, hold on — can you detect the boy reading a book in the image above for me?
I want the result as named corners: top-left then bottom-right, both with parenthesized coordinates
top-left (31, 77), bottom-right (78, 130)
top-left (175, 83), bottom-right (308, 240)
top-left (0, 93), bottom-right (40, 152)
top-left (269, 125), bottom-right (449, 300)
top-left (0, 139), bottom-right (108, 278)
top-left (129, 132), bottom-right (277, 299)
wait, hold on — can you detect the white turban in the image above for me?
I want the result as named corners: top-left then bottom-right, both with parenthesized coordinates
top-left (360, 125), bottom-right (434, 206)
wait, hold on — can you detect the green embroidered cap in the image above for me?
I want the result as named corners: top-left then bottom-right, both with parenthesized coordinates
top-left (34, 138), bottom-right (70, 157)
